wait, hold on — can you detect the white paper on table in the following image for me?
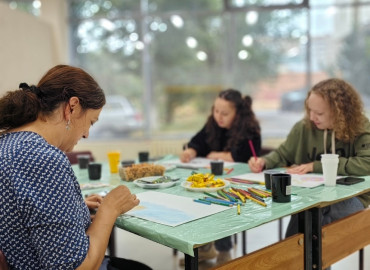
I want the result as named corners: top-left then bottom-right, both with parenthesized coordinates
top-left (80, 183), bottom-right (111, 190)
top-left (160, 157), bottom-right (236, 169)
top-left (124, 191), bottom-right (231, 227)
top-left (231, 172), bottom-right (327, 188)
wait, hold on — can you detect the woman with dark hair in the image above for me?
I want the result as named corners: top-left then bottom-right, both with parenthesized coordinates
top-left (180, 88), bottom-right (261, 265)
top-left (0, 65), bottom-right (151, 270)
top-left (181, 88), bottom-right (261, 163)
top-left (248, 78), bottom-right (370, 240)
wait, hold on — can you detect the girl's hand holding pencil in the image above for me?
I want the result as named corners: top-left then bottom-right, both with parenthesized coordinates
top-left (248, 157), bottom-right (266, 173)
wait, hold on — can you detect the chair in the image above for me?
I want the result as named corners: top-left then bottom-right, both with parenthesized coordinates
top-left (0, 250), bottom-right (9, 270)
top-left (65, 151), bottom-right (95, 165)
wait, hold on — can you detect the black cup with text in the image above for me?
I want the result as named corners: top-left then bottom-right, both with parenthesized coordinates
top-left (271, 173), bottom-right (291, 203)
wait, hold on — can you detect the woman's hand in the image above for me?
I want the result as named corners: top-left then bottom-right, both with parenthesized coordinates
top-left (180, 148), bottom-right (197, 163)
top-left (100, 185), bottom-right (140, 218)
top-left (248, 157), bottom-right (265, 173)
top-left (85, 194), bottom-right (103, 220)
top-left (286, 163), bottom-right (314, 174)
top-left (85, 194), bottom-right (103, 209)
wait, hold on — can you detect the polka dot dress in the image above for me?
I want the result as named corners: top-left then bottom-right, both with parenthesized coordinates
top-left (0, 132), bottom-right (90, 269)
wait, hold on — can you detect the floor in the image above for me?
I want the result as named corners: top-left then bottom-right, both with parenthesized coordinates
top-left (112, 217), bottom-right (370, 270)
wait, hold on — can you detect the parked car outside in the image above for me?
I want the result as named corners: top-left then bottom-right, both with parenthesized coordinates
top-left (280, 88), bottom-right (308, 112)
top-left (89, 95), bottom-right (143, 138)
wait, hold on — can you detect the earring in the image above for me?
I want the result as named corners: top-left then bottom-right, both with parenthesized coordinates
top-left (66, 119), bottom-right (71, 130)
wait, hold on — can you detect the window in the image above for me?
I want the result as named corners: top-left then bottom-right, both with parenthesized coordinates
top-left (4, 0), bottom-right (369, 146)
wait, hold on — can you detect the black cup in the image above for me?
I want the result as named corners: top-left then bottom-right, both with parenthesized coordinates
top-left (77, 155), bottom-right (90, 169)
top-left (271, 173), bottom-right (291, 203)
top-left (210, 161), bottom-right (224, 175)
top-left (88, 163), bottom-right (102, 180)
top-left (138, 152), bottom-right (149, 163)
top-left (264, 170), bottom-right (281, 190)
top-left (121, 160), bottom-right (135, 167)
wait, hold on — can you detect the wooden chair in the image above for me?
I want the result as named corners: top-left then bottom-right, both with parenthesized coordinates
top-left (0, 250), bottom-right (9, 270)
top-left (65, 150), bottom-right (95, 165)
top-left (214, 233), bottom-right (304, 270)
top-left (322, 207), bottom-right (370, 269)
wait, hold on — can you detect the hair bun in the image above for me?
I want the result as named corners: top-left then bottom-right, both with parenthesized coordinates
top-left (19, 83), bottom-right (42, 97)
top-left (19, 83), bottom-right (30, 90)
top-left (244, 95), bottom-right (252, 107)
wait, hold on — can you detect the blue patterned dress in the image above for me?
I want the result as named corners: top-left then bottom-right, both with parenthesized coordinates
top-left (0, 132), bottom-right (91, 269)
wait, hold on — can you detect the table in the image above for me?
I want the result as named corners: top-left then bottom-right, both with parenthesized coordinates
top-left (75, 157), bottom-right (370, 270)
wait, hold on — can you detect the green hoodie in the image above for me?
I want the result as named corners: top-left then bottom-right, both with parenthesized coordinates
top-left (263, 119), bottom-right (370, 208)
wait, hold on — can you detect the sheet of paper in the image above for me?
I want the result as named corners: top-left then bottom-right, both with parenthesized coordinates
top-left (231, 172), bottom-right (326, 188)
top-left (160, 157), bottom-right (236, 169)
top-left (124, 191), bottom-right (231, 227)
top-left (80, 183), bottom-right (111, 190)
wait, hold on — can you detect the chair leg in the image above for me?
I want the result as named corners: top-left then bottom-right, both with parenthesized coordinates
top-left (359, 248), bottom-right (364, 270)
top-left (108, 227), bottom-right (116, 257)
top-left (279, 218), bottom-right (283, 240)
top-left (234, 233), bottom-right (237, 246)
top-left (242, 231), bottom-right (247, 255)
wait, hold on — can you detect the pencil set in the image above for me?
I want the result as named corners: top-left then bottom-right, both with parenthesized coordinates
top-left (229, 187), bottom-right (271, 207)
top-left (194, 187), bottom-right (271, 208)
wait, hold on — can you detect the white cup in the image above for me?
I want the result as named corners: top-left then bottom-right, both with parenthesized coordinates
top-left (321, 154), bottom-right (339, 186)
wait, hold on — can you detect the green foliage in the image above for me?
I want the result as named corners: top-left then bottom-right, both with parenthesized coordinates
top-left (338, 26), bottom-right (370, 96)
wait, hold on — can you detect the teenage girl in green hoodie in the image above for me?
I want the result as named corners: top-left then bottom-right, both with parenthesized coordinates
top-left (248, 78), bottom-right (370, 236)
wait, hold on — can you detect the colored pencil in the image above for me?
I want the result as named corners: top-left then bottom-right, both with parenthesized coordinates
top-left (248, 188), bottom-right (268, 198)
top-left (245, 194), bottom-right (267, 207)
top-left (249, 140), bottom-right (257, 161)
top-left (203, 197), bottom-right (237, 205)
top-left (230, 188), bottom-right (246, 203)
top-left (226, 177), bottom-right (265, 185)
top-left (203, 192), bottom-right (229, 201)
top-left (226, 168), bottom-right (234, 175)
top-left (201, 198), bottom-right (233, 207)
top-left (193, 199), bottom-right (211, 205)
top-left (237, 204), bottom-right (241, 215)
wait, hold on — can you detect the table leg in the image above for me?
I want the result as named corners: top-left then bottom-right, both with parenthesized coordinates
top-left (184, 248), bottom-right (198, 270)
top-left (311, 208), bottom-right (322, 270)
top-left (298, 210), bottom-right (313, 270)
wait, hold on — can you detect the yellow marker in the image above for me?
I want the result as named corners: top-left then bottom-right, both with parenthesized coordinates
top-left (237, 204), bottom-right (241, 215)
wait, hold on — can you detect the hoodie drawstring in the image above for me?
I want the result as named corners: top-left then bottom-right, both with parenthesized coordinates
top-left (323, 129), bottom-right (335, 154)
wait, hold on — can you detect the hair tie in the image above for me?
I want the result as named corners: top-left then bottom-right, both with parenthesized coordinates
top-left (19, 83), bottom-right (42, 97)
top-left (19, 82), bottom-right (30, 90)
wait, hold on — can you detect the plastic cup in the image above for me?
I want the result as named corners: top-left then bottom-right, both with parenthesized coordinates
top-left (321, 154), bottom-right (339, 187)
top-left (264, 170), bottom-right (281, 190)
top-left (88, 163), bottom-right (102, 180)
top-left (138, 151), bottom-right (149, 163)
top-left (121, 160), bottom-right (135, 167)
top-left (210, 160), bottom-right (224, 175)
top-left (77, 154), bottom-right (90, 169)
top-left (271, 173), bottom-right (291, 203)
top-left (107, 151), bottom-right (120, 173)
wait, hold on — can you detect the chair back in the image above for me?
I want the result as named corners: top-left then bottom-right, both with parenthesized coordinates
top-left (0, 250), bottom-right (9, 270)
top-left (66, 151), bottom-right (95, 165)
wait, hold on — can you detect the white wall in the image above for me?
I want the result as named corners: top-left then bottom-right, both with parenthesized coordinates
top-left (0, 0), bottom-right (67, 95)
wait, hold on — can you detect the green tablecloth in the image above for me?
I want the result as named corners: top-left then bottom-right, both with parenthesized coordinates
top-left (75, 155), bottom-right (370, 256)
